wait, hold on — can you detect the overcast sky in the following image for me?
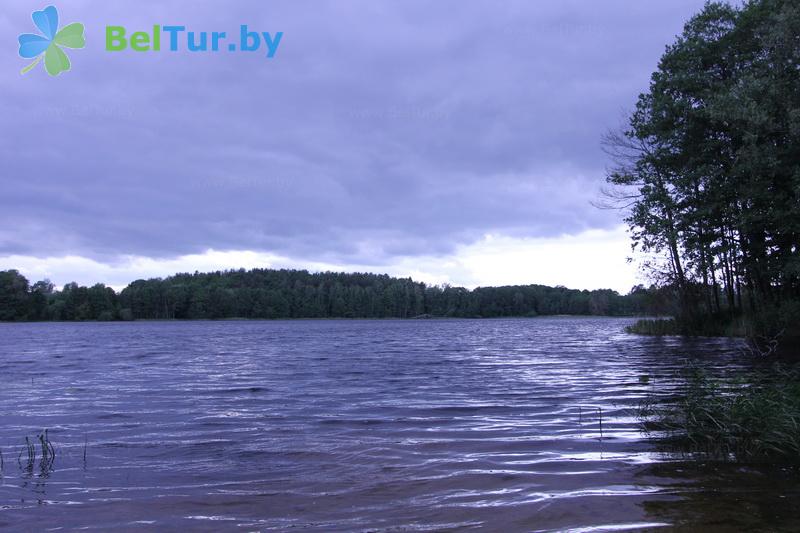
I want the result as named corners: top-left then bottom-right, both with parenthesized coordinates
top-left (1, 1), bottom-right (712, 292)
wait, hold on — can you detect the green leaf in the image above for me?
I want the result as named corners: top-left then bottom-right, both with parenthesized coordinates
top-left (54, 23), bottom-right (86, 49)
top-left (44, 44), bottom-right (71, 77)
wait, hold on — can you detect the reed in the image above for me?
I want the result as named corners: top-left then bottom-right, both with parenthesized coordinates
top-left (639, 363), bottom-right (800, 462)
top-left (626, 315), bottom-right (752, 337)
top-left (625, 318), bottom-right (679, 336)
top-left (598, 407), bottom-right (603, 443)
top-left (38, 429), bottom-right (55, 471)
top-left (19, 436), bottom-right (35, 471)
top-left (16, 429), bottom-right (56, 473)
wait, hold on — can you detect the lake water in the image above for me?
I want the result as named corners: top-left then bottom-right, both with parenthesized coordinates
top-left (0, 318), bottom-right (798, 531)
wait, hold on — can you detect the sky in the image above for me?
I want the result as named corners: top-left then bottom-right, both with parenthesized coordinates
top-left (1, 1), bottom-right (711, 293)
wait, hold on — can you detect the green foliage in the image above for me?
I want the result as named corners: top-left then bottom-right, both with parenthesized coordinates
top-left (0, 268), bottom-right (664, 322)
top-left (606, 0), bottom-right (800, 336)
top-left (640, 363), bottom-right (800, 462)
top-left (0, 270), bottom-right (31, 321)
top-left (115, 269), bottom-right (654, 320)
top-left (625, 318), bottom-right (680, 336)
top-left (0, 272), bottom-right (119, 321)
top-left (627, 314), bottom-right (750, 337)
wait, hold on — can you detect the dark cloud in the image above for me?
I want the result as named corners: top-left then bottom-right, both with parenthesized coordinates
top-left (1, 0), bottom-right (709, 265)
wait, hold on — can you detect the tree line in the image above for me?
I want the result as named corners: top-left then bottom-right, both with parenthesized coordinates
top-left (603, 0), bottom-right (799, 338)
top-left (0, 268), bottom-right (671, 322)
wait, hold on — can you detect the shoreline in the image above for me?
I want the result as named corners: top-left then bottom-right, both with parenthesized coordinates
top-left (0, 314), bottom-right (649, 324)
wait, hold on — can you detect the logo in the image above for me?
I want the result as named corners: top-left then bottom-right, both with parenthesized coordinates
top-left (104, 26), bottom-right (283, 57)
top-left (18, 5), bottom-right (85, 77)
top-left (16, 6), bottom-right (283, 77)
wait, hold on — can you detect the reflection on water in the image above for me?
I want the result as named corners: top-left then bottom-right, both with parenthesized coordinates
top-left (640, 462), bottom-right (800, 531)
top-left (0, 318), bottom-right (791, 531)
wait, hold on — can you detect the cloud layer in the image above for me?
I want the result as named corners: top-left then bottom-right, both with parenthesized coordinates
top-left (0, 1), bottom-right (708, 288)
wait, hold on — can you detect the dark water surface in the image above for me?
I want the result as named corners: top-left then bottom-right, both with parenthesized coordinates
top-left (0, 318), bottom-right (797, 531)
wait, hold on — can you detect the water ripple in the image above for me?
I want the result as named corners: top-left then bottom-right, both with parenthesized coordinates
top-left (0, 318), bottom-right (748, 530)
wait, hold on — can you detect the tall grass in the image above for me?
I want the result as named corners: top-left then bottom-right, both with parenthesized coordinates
top-left (639, 364), bottom-right (800, 462)
top-left (625, 318), bottom-right (680, 336)
top-left (626, 316), bottom-right (750, 337)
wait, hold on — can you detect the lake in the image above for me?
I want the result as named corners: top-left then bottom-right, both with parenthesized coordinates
top-left (0, 318), bottom-right (798, 531)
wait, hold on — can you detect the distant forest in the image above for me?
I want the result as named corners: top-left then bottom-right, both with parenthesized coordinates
top-left (0, 268), bottom-right (672, 321)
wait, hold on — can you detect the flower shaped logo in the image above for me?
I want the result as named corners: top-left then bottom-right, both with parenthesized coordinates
top-left (18, 5), bottom-right (85, 76)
